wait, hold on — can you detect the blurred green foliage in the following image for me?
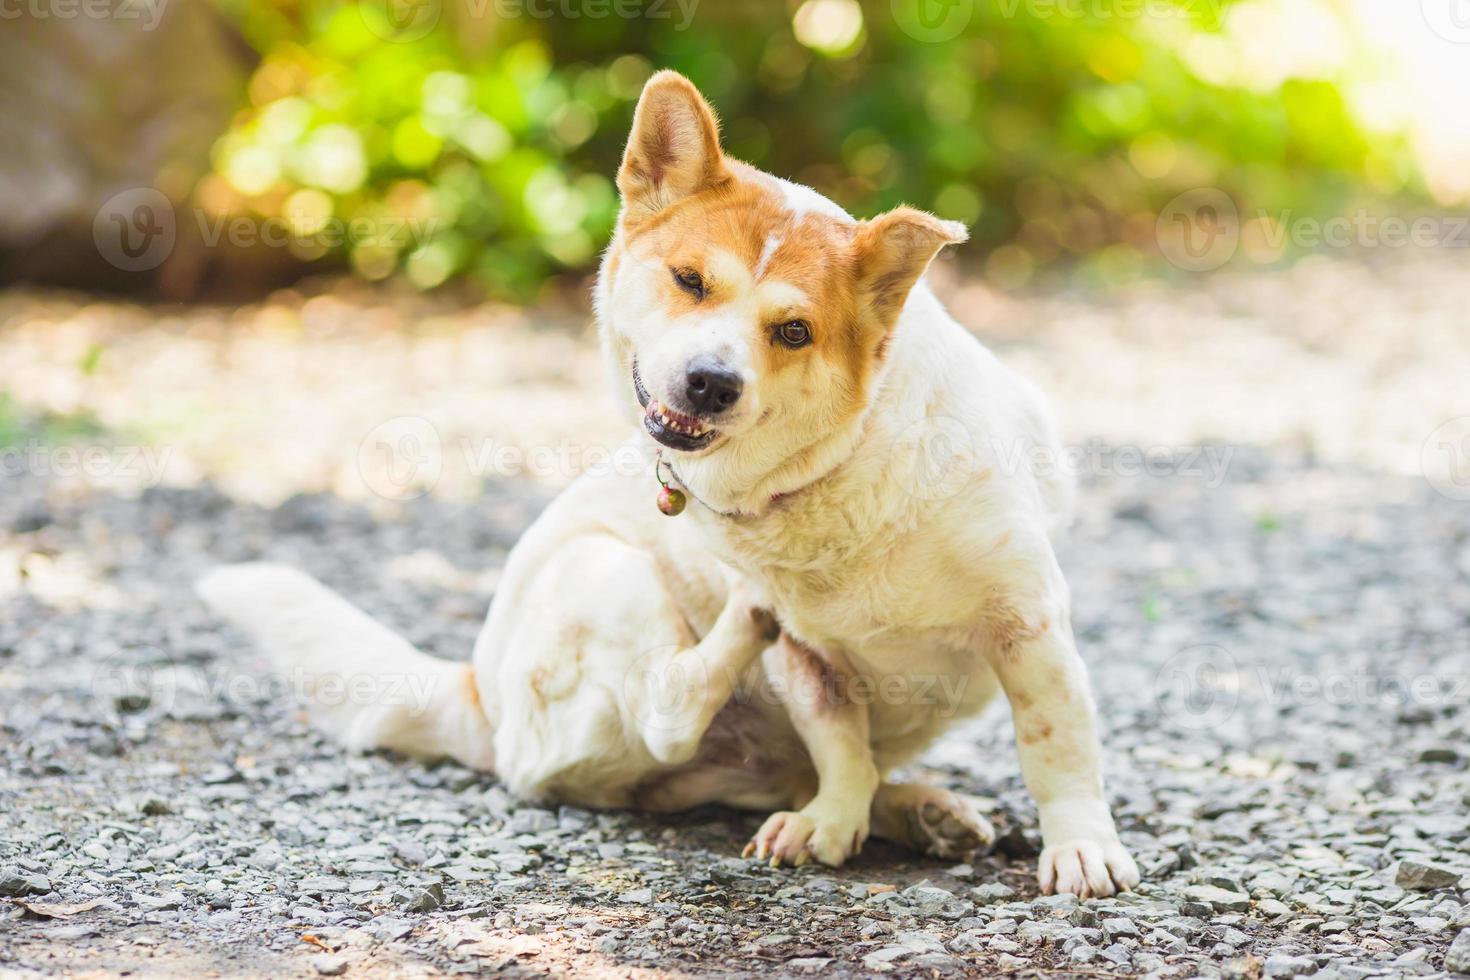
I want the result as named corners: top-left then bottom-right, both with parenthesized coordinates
top-left (203, 0), bottom-right (1416, 296)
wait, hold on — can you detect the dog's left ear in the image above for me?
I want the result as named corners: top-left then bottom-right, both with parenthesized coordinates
top-left (618, 70), bottom-right (727, 221)
top-left (854, 207), bottom-right (969, 324)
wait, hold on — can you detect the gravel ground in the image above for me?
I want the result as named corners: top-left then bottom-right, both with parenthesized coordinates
top-left (2, 256), bottom-right (1470, 978)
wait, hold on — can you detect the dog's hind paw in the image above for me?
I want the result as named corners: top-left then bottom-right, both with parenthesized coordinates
top-left (878, 785), bottom-right (995, 860)
top-left (916, 798), bottom-right (995, 860)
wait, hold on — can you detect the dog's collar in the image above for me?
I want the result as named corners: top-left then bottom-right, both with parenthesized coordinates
top-left (658, 448), bottom-right (835, 521)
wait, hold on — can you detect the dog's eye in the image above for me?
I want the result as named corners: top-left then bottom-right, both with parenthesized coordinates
top-left (775, 320), bottom-right (812, 348)
top-left (672, 267), bottom-right (705, 300)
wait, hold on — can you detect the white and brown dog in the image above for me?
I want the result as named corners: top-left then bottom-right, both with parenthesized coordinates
top-left (200, 71), bottom-right (1139, 897)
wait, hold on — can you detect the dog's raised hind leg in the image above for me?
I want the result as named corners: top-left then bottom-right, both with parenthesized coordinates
top-left (630, 583), bottom-right (779, 768)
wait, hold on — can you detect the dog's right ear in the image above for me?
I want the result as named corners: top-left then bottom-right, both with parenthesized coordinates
top-left (618, 70), bottom-right (726, 221)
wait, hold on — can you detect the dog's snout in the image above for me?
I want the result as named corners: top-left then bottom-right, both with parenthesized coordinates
top-left (685, 360), bottom-right (743, 414)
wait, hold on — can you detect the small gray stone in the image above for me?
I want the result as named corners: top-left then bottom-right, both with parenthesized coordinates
top-left (297, 875), bottom-right (348, 895)
top-left (1185, 884), bottom-right (1252, 913)
top-left (1445, 929), bottom-right (1470, 975)
top-left (1397, 860), bottom-right (1460, 891)
top-left (401, 882), bottom-right (445, 913)
top-left (1263, 953), bottom-right (1318, 978)
top-left (970, 882), bottom-right (1016, 904)
top-left (509, 808), bottom-right (558, 835)
top-left (0, 869), bottom-right (51, 897)
top-left (312, 955), bottom-right (349, 976)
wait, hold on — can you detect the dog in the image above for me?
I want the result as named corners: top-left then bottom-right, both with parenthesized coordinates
top-left (199, 70), bottom-right (1139, 898)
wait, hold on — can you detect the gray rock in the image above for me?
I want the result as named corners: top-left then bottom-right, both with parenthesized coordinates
top-left (312, 955), bottom-right (349, 976)
top-left (1185, 885), bottom-right (1253, 913)
top-left (1397, 860), bottom-right (1460, 891)
top-left (401, 883), bottom-right (445, 913)
top-left (1446, 929), bottom-right (1470, 975)
top-left (1263, 953), bottom-right (1318, 977)
top-left (970, 882), bottom-right (1016, 904)
top-left (0, 869), bottom-right (51, 896)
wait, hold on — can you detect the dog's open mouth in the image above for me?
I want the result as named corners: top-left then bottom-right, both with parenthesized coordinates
top-left (633, 361), bottom-right (719, 452)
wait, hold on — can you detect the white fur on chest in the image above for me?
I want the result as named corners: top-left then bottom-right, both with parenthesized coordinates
top-left (683, 287), bottom-right (1071, 674)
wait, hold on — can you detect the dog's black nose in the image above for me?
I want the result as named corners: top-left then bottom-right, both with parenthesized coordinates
top-left (685, 361), bottom-right (743, 414)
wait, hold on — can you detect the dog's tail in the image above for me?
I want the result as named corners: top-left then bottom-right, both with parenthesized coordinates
top-left (195, 563), bottom-right (495, 771)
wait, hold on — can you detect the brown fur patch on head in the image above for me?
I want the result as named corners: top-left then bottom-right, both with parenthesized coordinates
top-left (618, 70), bottom-right (728, 221)
top-left (853, 206), bottom-right (969, 324)
top-left (607, 74), bottom-right (969, 459)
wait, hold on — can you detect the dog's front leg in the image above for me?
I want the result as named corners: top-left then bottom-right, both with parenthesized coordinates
top-left (744, 637), bottom-right (878, 868)
top-left (989, 623), bottom-right (1139, 898)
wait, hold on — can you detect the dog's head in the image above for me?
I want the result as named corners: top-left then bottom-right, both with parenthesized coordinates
top-left (597, 71), bottom-right (966, 502)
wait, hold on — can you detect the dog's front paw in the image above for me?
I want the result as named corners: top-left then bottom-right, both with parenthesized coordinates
top-left (742, 805), bottom-right (867, 868)
top-left (1038, 836), bottom-right (1139, 899)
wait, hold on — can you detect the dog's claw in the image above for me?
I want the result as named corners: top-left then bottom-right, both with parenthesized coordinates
top-left (768, 854), bottom-right (780, 869)
top-left (793, 851), bottom-right (809, 868)
top-left (741, 842), bottom-right (756, 859)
